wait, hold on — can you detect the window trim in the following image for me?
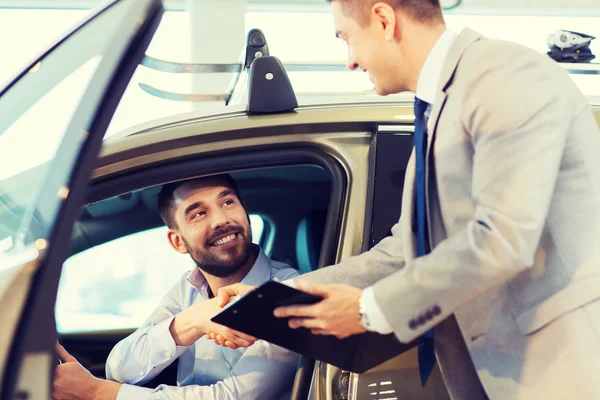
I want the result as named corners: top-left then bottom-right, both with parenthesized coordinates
top-left (87, 144), bottom-right (348, 273)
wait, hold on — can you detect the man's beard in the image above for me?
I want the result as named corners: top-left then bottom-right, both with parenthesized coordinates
top-left (182, 225), bottom-right (253, 278)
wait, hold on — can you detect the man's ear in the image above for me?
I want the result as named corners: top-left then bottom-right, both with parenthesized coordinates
top-left (167, 229), bottom-right (189, 254)
top-left (372, 2), bottom-right (398, 42)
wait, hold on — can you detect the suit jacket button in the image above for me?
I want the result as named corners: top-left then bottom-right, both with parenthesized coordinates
top-left (409, 319), bottom-right (418, 330)
top-left (425, 310), bottom-right (434, 320)
top-left (432, 305), bottom-right (441, 315)
top-left (417, 315), bottom-right (426, 325)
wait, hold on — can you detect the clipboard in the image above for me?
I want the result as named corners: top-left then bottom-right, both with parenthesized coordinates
top-left (211, 280), bottom-right (420, 373)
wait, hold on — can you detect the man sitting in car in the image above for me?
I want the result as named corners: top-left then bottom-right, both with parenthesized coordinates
top-left (52, 174), bottom-right (300, 400)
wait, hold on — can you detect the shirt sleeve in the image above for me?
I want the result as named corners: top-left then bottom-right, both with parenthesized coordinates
top-left (361, 286), bottom-right (393, 334)
top-left (116, 340), bottom-right (299, 400)
top-left (281, 279), bottom-right (296, 288)
top-left (116, 384), bottom-right (154, 400)
top-left (106, 273), bottom-right (190, 385)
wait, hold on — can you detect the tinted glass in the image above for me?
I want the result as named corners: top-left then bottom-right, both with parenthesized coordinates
top-left (0, 1), bottom-right (140, 259)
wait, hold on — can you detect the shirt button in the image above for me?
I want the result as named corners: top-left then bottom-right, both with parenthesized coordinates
top-left (139, 371), bottom-right (144, 376)
top-left (165, 351), bottom-right (172, 357)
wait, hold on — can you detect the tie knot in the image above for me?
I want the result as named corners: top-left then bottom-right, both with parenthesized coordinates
top-left (414, 97), bottom-right (429, 119)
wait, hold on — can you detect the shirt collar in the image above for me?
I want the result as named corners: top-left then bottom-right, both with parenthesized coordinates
top-left (240, 247), bottom-right (272, 286)
top-left (186, 245), bottom-right (271, 297)
top-left (415, 29), bottom-right (457, 105)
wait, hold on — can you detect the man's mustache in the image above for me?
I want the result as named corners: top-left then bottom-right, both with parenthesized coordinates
top-left (205, 225), bottom-right (243, 246)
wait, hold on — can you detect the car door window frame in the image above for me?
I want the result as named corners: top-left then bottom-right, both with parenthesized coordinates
top-left (84, 145), bottom-right (348, 399)
top-left (1, 2), bottom-right (164, 399)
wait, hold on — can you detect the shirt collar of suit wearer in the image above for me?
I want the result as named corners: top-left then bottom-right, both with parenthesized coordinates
top-left (186, 244), bottom-right (271, 298)
top-left (415, 28), bottom-right (457, 106)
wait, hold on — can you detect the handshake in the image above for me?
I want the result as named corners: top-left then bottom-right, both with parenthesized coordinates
top-left (203, 283), bottom-right (257, 349)
top-left (203, 280), bottom-right (366, 350)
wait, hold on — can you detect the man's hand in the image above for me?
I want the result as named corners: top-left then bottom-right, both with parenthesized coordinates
top-left (273, 280), bottom-right (367, 339)
top-left (201, 321), bottom-right (257, 350)
top-left (202, 298), bottom-right (258, 350)
top-left (52, 344), bottom-right (120, 400)
top-left (217, 283), bottom-right (257, 307)
top-left (170, 297), bottom-right (257, 350)
top-left (202, 283), bottom-right (258, 348)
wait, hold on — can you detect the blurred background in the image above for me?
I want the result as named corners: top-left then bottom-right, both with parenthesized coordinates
top-left (1, 0), bottom-right (598, 140)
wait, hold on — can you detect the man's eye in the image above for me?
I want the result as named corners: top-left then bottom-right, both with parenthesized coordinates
top-left (224, 199), bottom-right (235, 206)
top-left (193, 211), bottom-right (206, 219)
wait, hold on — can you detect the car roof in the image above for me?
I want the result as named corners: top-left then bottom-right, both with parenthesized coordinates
top-left (95, 99), bottom-right (417, 176)
top-left (102, 94), bottom-right (417, 142)
top-left (100, 94), bottom-right (600, 157)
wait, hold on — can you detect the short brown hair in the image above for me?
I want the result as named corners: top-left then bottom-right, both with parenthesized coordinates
top-left (157, 174), bottom-right (243, 229)
top-left (327, 0), bottom-right (443, 24)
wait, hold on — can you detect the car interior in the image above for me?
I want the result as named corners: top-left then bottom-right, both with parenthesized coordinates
top-left (57, 164), bottom-right (333, 390)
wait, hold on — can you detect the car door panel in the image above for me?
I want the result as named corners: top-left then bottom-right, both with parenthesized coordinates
top-left (0, 252), bottom-right (41, 391)
top-left (0, 1), bottom-right (164, 398)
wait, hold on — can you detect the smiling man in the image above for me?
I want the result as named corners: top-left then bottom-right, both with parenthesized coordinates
top-left (52, 174), bottom-right (300, 400)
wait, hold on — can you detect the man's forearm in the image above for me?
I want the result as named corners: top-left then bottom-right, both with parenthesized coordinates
top-left (106, 318), bottom-right (186, 384)
top-left (92, 378), bottom-right (121, 400)
top-left (298, 233), bottom-right (405, 288)
top-left (169, 306), bottom-right (205, 346)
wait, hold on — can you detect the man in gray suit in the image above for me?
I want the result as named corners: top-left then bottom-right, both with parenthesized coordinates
top-left (216, 0), bottom-right (600, 398)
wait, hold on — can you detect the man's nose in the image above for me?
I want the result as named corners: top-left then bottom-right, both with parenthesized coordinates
top-left (210, 208), bottom-right (230, 229)
top-left (347, 47), bottom-right (359, 70)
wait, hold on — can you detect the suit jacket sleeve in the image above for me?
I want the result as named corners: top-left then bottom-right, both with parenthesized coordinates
top-left (297, 220), bottom-right (406, 288)
top-left (371, 46), bottom-right (585, 343)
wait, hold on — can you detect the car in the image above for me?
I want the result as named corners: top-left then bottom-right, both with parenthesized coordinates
top-left (1, 0), bottom-right (599, 399)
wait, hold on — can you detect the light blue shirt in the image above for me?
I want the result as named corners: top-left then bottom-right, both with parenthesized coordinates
top-left (106, 247), bottom-right (300, 399)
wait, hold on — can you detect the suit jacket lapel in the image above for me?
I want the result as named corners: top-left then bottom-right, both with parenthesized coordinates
top-left (426, 28), bottom-right (483, 157)
top-left (403, 28), bottom-right (484, 258)
top-left (401, 149), bottom-right (417, 261)
top-left (422, 28), bottom-right (483, 248)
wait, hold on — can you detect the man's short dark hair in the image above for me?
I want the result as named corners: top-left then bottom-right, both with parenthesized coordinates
top-left (157, 174), bottom-right (242, 229)
top-left (327, 0), bottom-right (443, 24)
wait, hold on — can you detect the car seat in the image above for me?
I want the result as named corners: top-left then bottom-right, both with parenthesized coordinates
top-left (295, 209), bottom-right (327, 273)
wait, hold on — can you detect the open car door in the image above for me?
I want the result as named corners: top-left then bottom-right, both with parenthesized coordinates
top-left (0, 1), bottom-right (164, 398)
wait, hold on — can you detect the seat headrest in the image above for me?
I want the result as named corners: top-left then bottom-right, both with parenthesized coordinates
top-left (296, 209), bottom-right (327, 273)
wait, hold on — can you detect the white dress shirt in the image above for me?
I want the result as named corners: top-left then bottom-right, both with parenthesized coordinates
top-left (106, 247), bottom-right (300, 399)
top-left (361, 29), bottom-right (458, 334)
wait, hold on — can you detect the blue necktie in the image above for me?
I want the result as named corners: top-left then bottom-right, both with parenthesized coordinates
top-left (414, 97), bottom-right (435, 387)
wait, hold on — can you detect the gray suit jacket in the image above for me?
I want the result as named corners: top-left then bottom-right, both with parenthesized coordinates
top-left (301, 28), bottom-right (600, 399)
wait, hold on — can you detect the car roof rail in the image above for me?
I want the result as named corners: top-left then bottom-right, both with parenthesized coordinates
top-left (247, 55), bottom-right (298, 113)
top-left (138, 30), bottom-right (600, 105)
top-left (138, 27), bottom-right (360, 106)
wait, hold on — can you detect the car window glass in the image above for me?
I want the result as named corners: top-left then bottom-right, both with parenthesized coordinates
top-left (0, 57), bottom-right (101, 257)
top-left (55, 215), bottom-right (264, 334)
top-left (0, 1), bottom-right (139, 259)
